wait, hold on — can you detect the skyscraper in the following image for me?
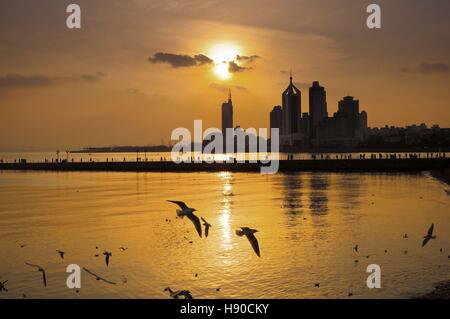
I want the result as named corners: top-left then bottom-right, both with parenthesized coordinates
top-left (270, 105), bottom-right (282, 138)
top-left (281, 73), bottom-right (301, 145)
top-left (309, 81), bottom-right (327, 140)
top-left (336, 96), bottom-right (360, 137)
top-left (221, 89), bottom-right (233, 136)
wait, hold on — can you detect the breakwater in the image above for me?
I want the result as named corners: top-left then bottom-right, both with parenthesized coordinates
top-left (0, 158), bottom-right (448, 173)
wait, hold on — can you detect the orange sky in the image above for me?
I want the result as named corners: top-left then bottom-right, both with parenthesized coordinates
top-left (0, 0), bottom-right (449, 151)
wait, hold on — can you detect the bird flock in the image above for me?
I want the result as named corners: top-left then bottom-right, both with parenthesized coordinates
top-left (0, 200), bottom-right (446, 299)
top-left (0, 242), bottom-right (128, 298)
top-left (163, 200), bottom-right (262, 298)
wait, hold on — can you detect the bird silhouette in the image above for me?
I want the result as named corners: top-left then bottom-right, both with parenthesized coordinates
top-left (167, 200), bottom-right (202, 238)
top-left (353, 245), bottom-right (358, 253)
top-left (119, 247), bottom-right (128, 252)
top-left (0, 280), bottom-right (8, 292)
top-left (314, 283), bottom-right (320, 288)
top-left (56, 250), bottom-right (65, 259)
top-left (236, 227), bottom-right (260, 257)
top-left (103, 251), bottom-right (112, 266)
top-left (164, 287), bottom-right (193, 299)
top-left (25, 263), bottom-right (47, 287)
top-left (201, 217), bottom-right (212, 238)
top-left (422, 223), bottom-right (436, 247)
top-left (83, 268), bottom-right (116, 285)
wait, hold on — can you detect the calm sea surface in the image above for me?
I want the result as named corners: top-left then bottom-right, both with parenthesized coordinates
top-left (0, 167), bottom-right (449, 298)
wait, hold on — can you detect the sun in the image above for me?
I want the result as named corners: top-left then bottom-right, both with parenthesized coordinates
top-left (209, 43), bottom-right (240, 80)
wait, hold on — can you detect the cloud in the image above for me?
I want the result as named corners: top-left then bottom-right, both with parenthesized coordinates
top-left (0, 73), bottom-right (106, 89)
top-left (228, 61), bottom-right (252, 73)
top-left (78, 72), bottom-right (106, 82)
top-left (149, 52), bottom-right (213, 68)
top-left (399, 67), bottom-right (410, 73)
top-left (236, 55), bottom-right (260, 63)
top-left (418, 62), bottom-right (450, 74)
top-left (209, 83), bottom-right (248, 92)
top-left (0, 74), bottom-right (54, 87)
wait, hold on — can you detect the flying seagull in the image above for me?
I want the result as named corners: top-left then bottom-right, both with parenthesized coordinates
top-left (25, 263), bottom-right (47, 287)
top-left (353, 245), bottom-right (358, 253)
top-left (201, 217), bottom-right (212, 238)
top-left (56, 250), bottom-right (65, 259)
top-left (119, 247), bottom-right (128, 252)
top-left (422, 223), bottom-right (436, 247)
top-left (103, 251), bottom-right (112, 266)
top-left (167, 200), bottom-right (202, 238)
top-left (0, 280), bottom-right (8, 292)
top-left (236, 227), bottom-right (261, 257)
top-left (164, 287), bottom-right (193, 299)
top-left (83, 268), bottom-right (116, 285)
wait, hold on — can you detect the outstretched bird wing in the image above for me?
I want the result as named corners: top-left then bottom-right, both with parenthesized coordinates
top-left (427, 223), bottom-right (434, 237)
top-left (422, 237), bottom-right (431, 247)
top-left (83, 267), bottom-right (98, 278)
top-left (100, 277), bottom-right (117, 285)
top-left (167, 200), bottom-right (188, 210)
top-left (82, 268), bottom-right (116, 285)
top-left (202, 218), bottom-right (210, 237)
top-left (187, 213), bottom-right (202, 238)
top-left (25, 262), bottom-right (41, 269)
top-left (246, 233), bottom-right (261, 257)
top-left (41, 270), bottom-right (47, 287)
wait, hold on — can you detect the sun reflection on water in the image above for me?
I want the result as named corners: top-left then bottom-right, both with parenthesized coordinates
top-left (218, 172), bottom-right (233, 248)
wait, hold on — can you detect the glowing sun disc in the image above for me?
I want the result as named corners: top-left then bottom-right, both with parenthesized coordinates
top-left (209, 43), bottom-right (240, 80)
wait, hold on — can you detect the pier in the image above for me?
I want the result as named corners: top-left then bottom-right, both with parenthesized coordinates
top-left (0, 158), bottom-right (448, 173)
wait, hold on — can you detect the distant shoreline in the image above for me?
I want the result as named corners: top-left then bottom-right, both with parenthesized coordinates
top-left (70, 147), bottom-right (450, 154)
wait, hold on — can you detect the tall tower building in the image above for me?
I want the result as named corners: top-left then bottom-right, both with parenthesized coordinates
top-left (281, 73), bottom-right (301, 142)
top-left (309, 81), bottom-right (327, 140)
top-left (270, 105), bottom-right (282, 138)
top-left (336, 96), bottom-right (360, 137)
top-left (221, 89), bottom-right (233, 136)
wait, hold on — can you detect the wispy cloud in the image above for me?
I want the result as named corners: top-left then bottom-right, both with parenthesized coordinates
top-left (0, 72), bottom-right (106, 88)
top-left (149, 52), bottom-right (213, 68)
top-left (209, 83), bottom-right (248, 92)
top-left (418, 62), bottom-right (450, 74)
top-left (236, 54), bottom-right (260, 63)
top-left (228, 61), bottom-right (252, 73)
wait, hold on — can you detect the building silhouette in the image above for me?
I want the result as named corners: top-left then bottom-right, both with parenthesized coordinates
top-left (336, 96), bottom-right (360, 137)
top-left (281, 73), bottom-right (303, 147)
top-left (270, 105), bottom-right (282, 138)
top-left (221, 89), bottom-right (234, 147)
top-left (269, 77), bottom-right (369, 149)
top-left (309, 81), bottom-right (327, 140)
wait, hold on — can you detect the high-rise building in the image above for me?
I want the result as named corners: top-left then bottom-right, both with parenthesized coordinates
top-left (281, 74), bottom-right (301, 145)
top-left (359, 110), bottom-right (368, 134)
top-left (309, 81), bottom-right (327, 140)
top-left (221, 89), bottom-right (233, 137)
top-left (336, 96), bottom-right (360, 137)
top-left (270, 105), bottom-right (282, 138)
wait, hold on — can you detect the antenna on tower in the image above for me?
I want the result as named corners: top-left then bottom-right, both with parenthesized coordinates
top-left (289, 69), bottom-right (293, 84)
top-left (228, 88), bottom-right (232, 102)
